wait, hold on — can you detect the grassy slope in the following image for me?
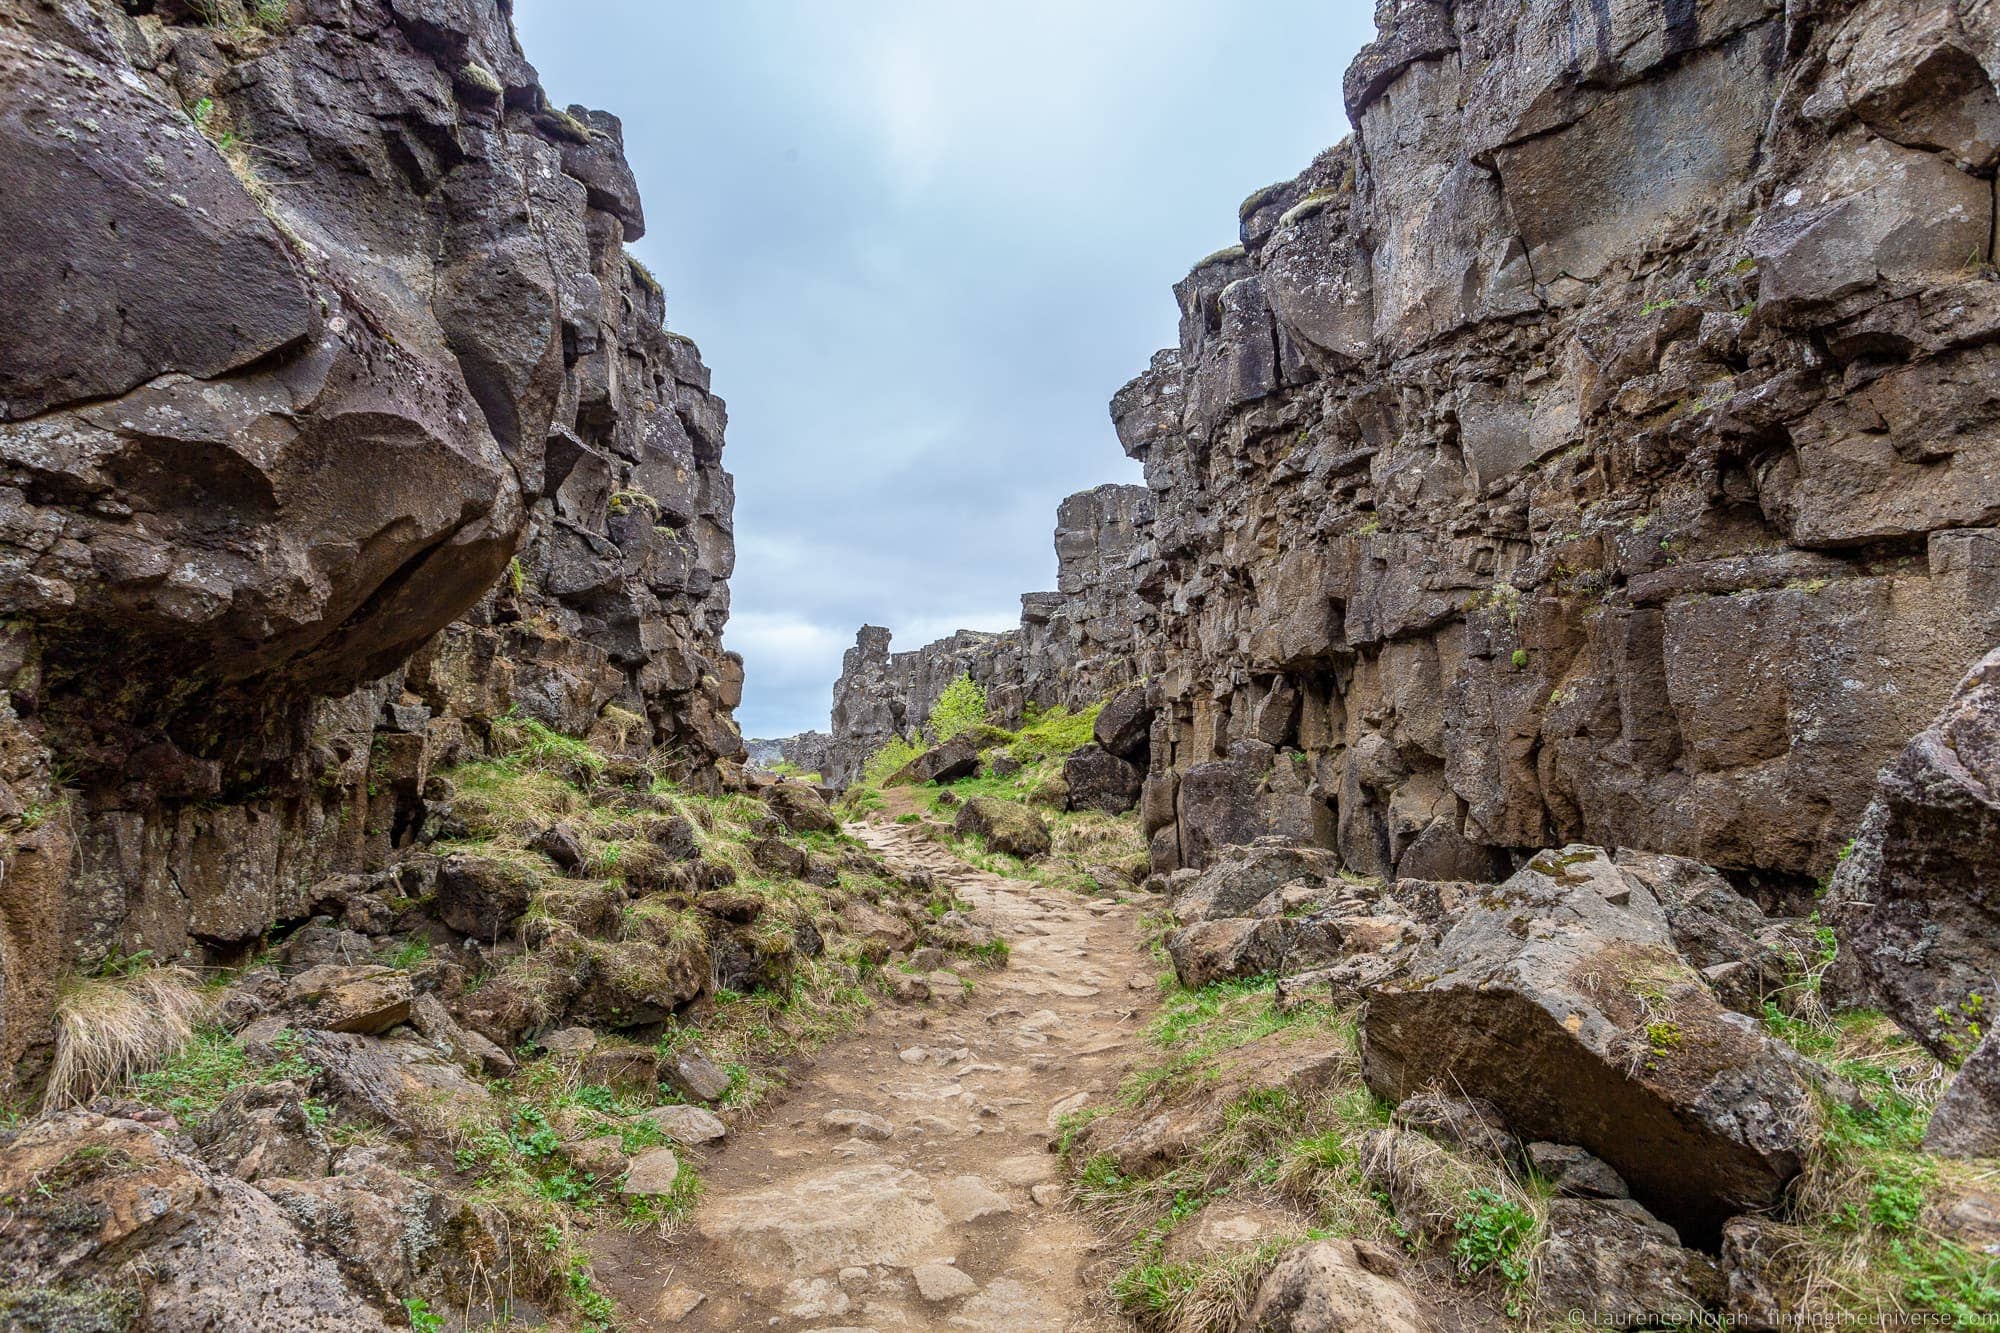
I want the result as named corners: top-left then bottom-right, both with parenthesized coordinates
top-left (839, 700), bottom-right (1150, 896)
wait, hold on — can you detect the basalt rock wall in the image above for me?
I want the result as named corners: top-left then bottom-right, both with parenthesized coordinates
top-left (0, 0), bottom-right (741, 1092)
top-left (823, 482), bottom-right (1160, 785)
top-left (1118, 0), bottom-right (2000, 885)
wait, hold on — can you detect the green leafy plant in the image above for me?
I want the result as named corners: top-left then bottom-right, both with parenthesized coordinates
top-left (402, 1297), bottom-right (444, 1333)
top-left (1450, 1188), bottom-right (1535, 1285)
top-left (927, 672), bottom-right (988, 742)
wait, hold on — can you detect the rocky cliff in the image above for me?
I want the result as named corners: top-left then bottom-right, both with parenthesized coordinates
top-left (1117, 0), bottom-right (2000, 887)
top-left (820, 481), bottom-right (1157, 785)
top-left (0, 0), bottom-right (742, 1091)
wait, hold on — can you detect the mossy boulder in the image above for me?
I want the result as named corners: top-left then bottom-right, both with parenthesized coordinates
top-left (953, 797), bottom-right (1051, 860)
top-left (435, 853), bottom-right (541, 938)
top-left (956, 723), bottom-right (1019, 750)
top-left (1061, 742), bottom-right (1142, 814)
top-left (762, 779), bottom-right (838, 834)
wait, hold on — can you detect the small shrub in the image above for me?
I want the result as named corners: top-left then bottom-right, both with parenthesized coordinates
top-left (861, 735), bottom-right (924, 787)
top-left (928, 673), bottom-right (988, 743)
top-left (1008, 702), bottom-right (1101, 762)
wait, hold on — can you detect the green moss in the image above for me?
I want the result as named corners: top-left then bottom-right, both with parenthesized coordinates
top-left (0, 1284), bottom-right (141, 1333)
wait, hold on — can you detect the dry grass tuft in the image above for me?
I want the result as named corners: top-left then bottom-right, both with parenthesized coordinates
top-left (44, 967), bottom-right (211, 1110)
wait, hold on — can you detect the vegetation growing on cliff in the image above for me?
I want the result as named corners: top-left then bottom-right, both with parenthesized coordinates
top-left (928, 672), bottom-right (989, 742)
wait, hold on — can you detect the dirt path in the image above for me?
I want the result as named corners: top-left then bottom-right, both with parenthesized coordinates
top-left (618, 820), bottom-right (1157, 1331)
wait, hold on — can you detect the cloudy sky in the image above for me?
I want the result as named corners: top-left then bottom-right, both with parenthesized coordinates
top-left (514, 2), bottom-right (1371, 738)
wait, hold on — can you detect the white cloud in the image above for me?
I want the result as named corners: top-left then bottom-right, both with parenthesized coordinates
top-left (726, 610), bottom-right (848, 679)
top-left (514, 0), bottom-right (1368, 738)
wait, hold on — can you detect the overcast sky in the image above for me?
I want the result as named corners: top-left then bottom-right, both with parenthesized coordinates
top-left (514, 2), bottom-right (1370, 739)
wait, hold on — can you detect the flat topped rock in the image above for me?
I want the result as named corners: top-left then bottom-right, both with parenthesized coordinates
top-left (820, 1108), bottom-right (893, 1141)
top-left (667, 1047), bottom-right (732, 1102)
top-left (935, 1173), bottom-right (1012, 1223)
top-left (654, 1284), bottom-right (705, 1323)
top-left (912, 1261), bottom-right (979, 1302)
top-left (641, 1104), bottom-right (728, 1146)
top-left (698, 1164), bottom-right (949, 1272)
top-left (621, 1146), bottom-right (680, 1195)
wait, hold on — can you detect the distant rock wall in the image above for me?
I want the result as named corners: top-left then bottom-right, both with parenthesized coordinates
top-left (822, 483), bottom-right (1158, 785)
top-left (777, 731), bottom-right (834, 777)
top-left (1118, 0), bottom-right (2000, 884)
top-left (0, 0), bottom-right (740, 1090)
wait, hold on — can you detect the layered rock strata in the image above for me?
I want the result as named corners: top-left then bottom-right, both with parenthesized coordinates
top-left (1116, 0), bottom-right (2000, 884)
top-left (0, 0), bottom-right (741, 1091)
top-left (823, 482), bottom-right (1157, 785)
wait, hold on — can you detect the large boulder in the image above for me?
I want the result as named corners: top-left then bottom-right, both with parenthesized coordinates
top-left (434, 854), bottom-right (537, 939)
top-left (282, 965), bottom-right (412, 1035)
top-left (190, 1083), bottom-right (332, 1183)
top-left (1093, 686), bottom-right (1154, 761)
top-left (953, 797), bottom-right (1052, 860)
top-left (1927, 1027), bottom-right (2000, 1159)
top-left (1827, 647), bottom-right (2000, 1060)
top-left (762, 780), bottom-right (838, 834)
top-left (1536, 1198), bottom-right (1723, 1324)
top-left (1164, 915), bottom-right (1347, 989)
top-left (1170, 843), bottom-right (1342, 923)
top-left (1360, 846), bottom-right (1817, 1244)
top-left (0, 1111), bottom-right (390, 1329)
top-left (286, 1029), bottom-right (492, 1135)
top-left (1062, 743), bottom-right (1142, 814)
top-left (886, 736), bottom-right (981, 787)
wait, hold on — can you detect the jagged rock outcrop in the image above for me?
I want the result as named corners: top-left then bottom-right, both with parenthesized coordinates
top-left (0, 0), bottom-right (741, 1093)
top-left (1826, 644), bottom-right (2000, 1059)
top-left (777, 729), bottom-right (834, 776)
top-left (1117, 0), bottom-right (2000, 883)
top-left (0, 1110), bottom-right (400, 1331)
top-left (823, 482), bottom-right (1157, 785)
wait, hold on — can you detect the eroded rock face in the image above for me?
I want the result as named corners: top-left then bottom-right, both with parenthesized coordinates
top-left (0, 1110), bottom-right (392, 1330)
top-left (1112, 0), bottom-right (2000, 880)
top-left (823, 484), bottom-right (1157, 786)
top-left (1360, 847), bottom-right (1816, 1244)
top-left (0, 0), bottom-right (741, 1090)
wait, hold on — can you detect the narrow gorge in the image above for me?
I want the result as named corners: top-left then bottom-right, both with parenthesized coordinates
top-left (4, 1), bottom-right (2000, 1331)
